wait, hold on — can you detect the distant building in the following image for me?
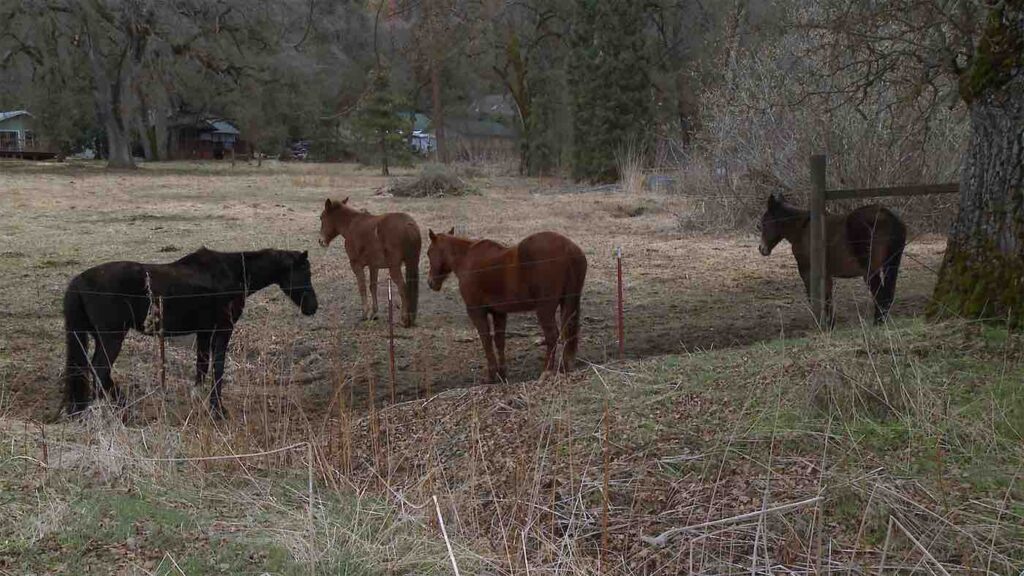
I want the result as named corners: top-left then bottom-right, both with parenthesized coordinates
top-left (446, 117), bottom-right (518, 160)
top-left (399, 112), bottom-right (436, 155)
top-left (451, 94), bottom-right (520, 160)
top-left (0, 110), bottom-right (57, 160)
top-left (399, 104), bottom-right (520, 160)
top-left (167, 116), bottom-right (246, 160)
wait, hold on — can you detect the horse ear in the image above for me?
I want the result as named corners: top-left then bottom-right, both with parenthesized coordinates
top-left (300, 250), bottom-right (308, 262)
top-left (324, 198), bottom-right (333, 211)
top-left (447, 226), bottom-right (455, 235)
top-left (341, 196), bottom-right (349, 205)
top-left (767, 194), bottom-right (777, 208)
top-left (428, 229), bottom-right (436, 241)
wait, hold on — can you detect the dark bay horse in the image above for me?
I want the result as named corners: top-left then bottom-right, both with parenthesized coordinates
top-left (319, 198), bottom-right (421, 327)
top-left (759, 194), bottom-right (906, 325)
top-left (63, 248), bottom-right (318, 418)
top-left (427, 229), bottom-right (587, 383)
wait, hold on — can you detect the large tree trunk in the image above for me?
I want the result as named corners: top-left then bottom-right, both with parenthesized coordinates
top-left (84, 31), bottom-right (135, 168)
top-left (931, 4), bottom-right (1024, 326)
top-left (153, 102), bottom-right (169, 161)
top-left (431, 58), bottom-right (448, 164)
top-left (931, 78), bottom-right (1024, 325)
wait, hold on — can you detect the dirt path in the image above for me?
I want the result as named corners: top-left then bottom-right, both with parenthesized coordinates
top-left (0, 161), bottom-right (947, 422)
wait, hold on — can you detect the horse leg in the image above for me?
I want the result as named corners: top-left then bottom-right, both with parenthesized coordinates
top-left (368, 267), bottom-right (380, 320)
top-left (91, 331), bottom-right (126, 409)
top-left (825, 277), bottom-right (836, 330)
top-left (208, 329), bottom-right (234, 419)
top-left (469, 309), bottom-right (498, 384)
top-left (492, 312), bottom-right (508, 381)
top-left (535, 305), bottom-right (559, 377)
top-left (868, 247), bottom-right (903, 325)
top-left (559, 297), bottom-right (582, 373)
top-left (194, 333), bottom-right (211, 386)
top-left (387, 263), bottom-right (411, 327)
top-left (351, 262), bottom-right (371, 321)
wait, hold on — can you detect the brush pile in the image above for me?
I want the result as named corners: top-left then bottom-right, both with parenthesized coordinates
top-left (387, 164), bottom-right (477, 198)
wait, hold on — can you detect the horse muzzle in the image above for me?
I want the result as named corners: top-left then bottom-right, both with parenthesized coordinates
top-left (300, 295), bottom-right (319, 316)
top-left (318, 237), bottom-right (328, 248)
top-left (427, 277), bottom-right (443, 292)
top-left (758, 242), bottom-right (772, 256)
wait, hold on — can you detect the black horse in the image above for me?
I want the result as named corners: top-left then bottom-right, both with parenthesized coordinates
top-left (758, 194), bottom-right (906, 326)
top-left (63, 248), bottom-right (318, 418)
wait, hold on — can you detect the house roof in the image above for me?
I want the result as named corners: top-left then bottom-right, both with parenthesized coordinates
top-left (168, 115), bottom-right (240, 135)
top-left (0, 110), bottom-right (32, 123)
top-left (468, 95), bottom-right (516, 118)
top-left (447, 118), bottom-right (517, 139)
top-left (398, 112), bottom-right (432, 132)
top-left (209, 120), bottom-right (240, 135)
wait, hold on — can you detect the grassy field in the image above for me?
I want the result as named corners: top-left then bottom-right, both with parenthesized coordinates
top-left (2, 160), bottom-right (1019, 574)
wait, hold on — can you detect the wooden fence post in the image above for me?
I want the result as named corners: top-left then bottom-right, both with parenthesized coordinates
top-left (615, 247), bottom-right (625, 360)
top-left (387, 280), bottom-right (396, 405)
top-left (157, 297), bottom-right (166, 390)
top-left (809, 155), bottom-right (828, 327)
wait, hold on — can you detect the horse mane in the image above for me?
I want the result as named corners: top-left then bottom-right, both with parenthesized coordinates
top-left (175, 246), bottom-right (219, 266)
top-left (770, 197), bottom-right (808, 225)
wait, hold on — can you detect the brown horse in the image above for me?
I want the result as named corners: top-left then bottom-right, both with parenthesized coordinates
top-left (319, 197), bottom-right (422, 326)
top-left (759, 194), bottom-right (906, 325)
top-left (427, 229), bottom-right (587, 383)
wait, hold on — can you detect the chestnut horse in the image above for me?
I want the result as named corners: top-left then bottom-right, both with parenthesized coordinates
top-left (319, 198), bottom-right (422, 326)
top-left (759, 194), bottom-right (906, 325)
top-left (427, 229), bottom-right (587, 383)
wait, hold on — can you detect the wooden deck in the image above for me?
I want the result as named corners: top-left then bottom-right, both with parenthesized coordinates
top-left (0, 149), bottom-right (59, 160)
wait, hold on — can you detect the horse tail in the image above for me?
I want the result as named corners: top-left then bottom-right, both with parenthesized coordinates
top-left (404, 220), bottom-right (422, 326)
top-left (875, 214), bottom-right (907, 322)
top-left (405, 252), bottom-right (419, 326)
top-left (63, 280), bottom-right (93, 415)
top-left (560, 244), bottom-right (588, 370)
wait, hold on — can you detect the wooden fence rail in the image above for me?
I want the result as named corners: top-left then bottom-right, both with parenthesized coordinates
top-left (807, 155), bottom-right (959, 326)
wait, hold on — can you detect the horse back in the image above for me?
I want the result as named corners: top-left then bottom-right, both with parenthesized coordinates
top-left (67, 261), bottom-right (152, 332)
top-left (844, 205), bottom-right (906, 271)
top-left (461, 232), bottom-right (586, 312)
top-left (377, 212), bottom-right (422, 259)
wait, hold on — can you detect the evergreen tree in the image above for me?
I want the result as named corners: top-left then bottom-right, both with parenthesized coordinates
top-left (353, 67), bottom-right (409, 176)
top-left (569, 0), bottom-right (652, 183)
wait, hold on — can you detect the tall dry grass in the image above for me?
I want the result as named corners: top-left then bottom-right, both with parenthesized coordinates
top-left (615, 139), bottom-right (647, 195)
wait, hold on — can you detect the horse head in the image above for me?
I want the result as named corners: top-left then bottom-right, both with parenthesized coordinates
top-left (758, 193), bottom-right (789, 256)
top-left (318, 197), bottom-right (350, 247)
top-left (426, 227), bottom-right (457, 291)
top-left (279, 250), bottom-right (318, 315)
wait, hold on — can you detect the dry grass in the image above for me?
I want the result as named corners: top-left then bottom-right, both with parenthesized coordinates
top-left (0, 159), bottom-right (984, 573)
top-left (615, 139), bottom-right (646, 195)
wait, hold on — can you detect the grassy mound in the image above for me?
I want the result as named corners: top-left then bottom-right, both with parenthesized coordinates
top-left (340, 320), bottom-right (1024, 574)
top-left (4, 320), bottom-right (1021, 574)
top-left (388, 164), bottom-right (477, 198)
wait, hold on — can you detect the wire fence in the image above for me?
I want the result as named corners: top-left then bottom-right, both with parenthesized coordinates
top-left (40, 223), bottom-right (957, 424)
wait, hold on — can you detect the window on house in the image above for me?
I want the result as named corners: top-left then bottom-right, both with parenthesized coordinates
top-left (0, 131), bottom-right (17, 150)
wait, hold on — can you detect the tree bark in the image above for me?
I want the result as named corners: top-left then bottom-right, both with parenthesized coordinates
top-left (83, 15), bottom-right (135, 169)
top-left (931, 4), bottom-right (1024, 326)
top-left (431, 57), bottom-right (448, 164)
top-left (931, 75), bottom-right (1024, 326)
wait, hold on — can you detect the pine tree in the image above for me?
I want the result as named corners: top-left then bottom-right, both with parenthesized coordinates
top-left (353, 66), bottom-right (409, 176)
top-left (569, 0), bottom-right (652, 183)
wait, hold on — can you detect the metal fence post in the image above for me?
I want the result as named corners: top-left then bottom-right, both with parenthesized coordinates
top-left (809, 155), bottom-right (828, 327)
